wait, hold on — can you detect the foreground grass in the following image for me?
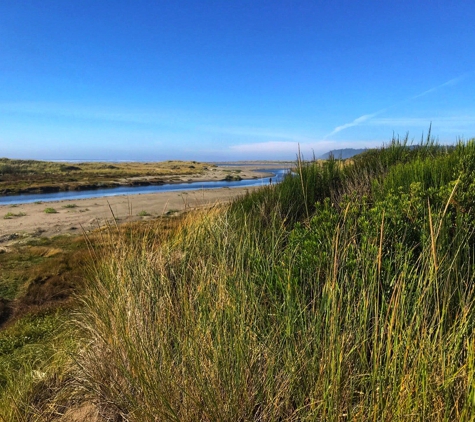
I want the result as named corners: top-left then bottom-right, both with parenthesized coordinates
top-left (70, 204), bottom-right (475, 420)
top-left (0, 235), bottom-right (90, 420)
top-left (4, 139), bottom-right (475, 420)
top-left (0, 217), bottom-right (188, 420)
top-left (0, 307), bottom-right (75, 421)
top-left (0, 235), bottom-right (88, 308)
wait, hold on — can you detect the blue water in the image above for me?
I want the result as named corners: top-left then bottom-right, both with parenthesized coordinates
top-left (0, 169), bottom-right (289, 205)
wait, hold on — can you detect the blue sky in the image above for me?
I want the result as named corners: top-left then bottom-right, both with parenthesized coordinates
top-left (1, 1), bottom-right (475, 161)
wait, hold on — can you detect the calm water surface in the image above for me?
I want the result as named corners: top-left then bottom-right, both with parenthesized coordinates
top-left (0, 169), bottom-right (289, 205)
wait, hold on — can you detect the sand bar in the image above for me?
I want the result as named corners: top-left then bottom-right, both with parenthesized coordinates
top-left (0, 186), bottom-right (263, 244)
top-left (0, 164), bottom-right (290, 244)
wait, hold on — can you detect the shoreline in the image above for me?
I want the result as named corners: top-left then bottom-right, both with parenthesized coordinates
top-left (0, 164), bottom-right (282, 200)
top-left (0, 185), bottom-right (262, 245)
top-left (0, 160), bottom-right (292, 197)
top-left (0, 163), bottom-right (289, 245)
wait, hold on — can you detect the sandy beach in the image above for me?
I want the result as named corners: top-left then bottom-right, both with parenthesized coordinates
top-left (0, 164), bottom-right (284, 244)
top-left (0, 186), bottom-right (260, 244)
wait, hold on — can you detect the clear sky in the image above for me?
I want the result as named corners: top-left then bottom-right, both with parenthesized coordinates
top-left (1, 1), bottom-right (475, 161)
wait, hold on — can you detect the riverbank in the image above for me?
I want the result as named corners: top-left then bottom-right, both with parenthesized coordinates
top-left (0, 162), bottom-right (292, 243)
top-left (0, 158), bottom-right (291, 196)
top-left (0, 185), bottom-right (261, 245)
top-left (0, 159), bottom-right (210, 195)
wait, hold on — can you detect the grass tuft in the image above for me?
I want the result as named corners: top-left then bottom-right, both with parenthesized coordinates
top-left (3, 212), bottom-right (26, 219)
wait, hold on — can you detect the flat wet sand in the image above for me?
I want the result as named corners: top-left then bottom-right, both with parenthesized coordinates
top-left (0, 186), bottom-right (262, 244)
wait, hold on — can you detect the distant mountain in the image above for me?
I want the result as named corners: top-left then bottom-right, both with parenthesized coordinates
top-left (319, 148), bottom-right (368, 159)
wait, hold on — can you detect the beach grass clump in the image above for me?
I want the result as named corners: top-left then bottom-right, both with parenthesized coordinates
top-left (7, 136), bottom-right (475, 420)
top-left (71, 191), bottom-right (475, 420)
top-left (62, 204), bottom-right (78, 209)
top-left (3, 212), bottom-right (26, 219)
top-left (43, 207), bottom-right (57, 214)
top-left (60, 138), bottom-right (475, 420)
top-left (137, 210), bottom-right (151, 217)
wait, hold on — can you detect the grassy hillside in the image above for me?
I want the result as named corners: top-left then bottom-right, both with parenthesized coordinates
top-left (3, 138), bottom-right (475, 420)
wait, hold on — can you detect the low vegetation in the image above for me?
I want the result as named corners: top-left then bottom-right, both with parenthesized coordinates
top-left (0, 159), bottom-right (211, 195)
top-left (2, 137), bottom-right (475, 420)
top-left (3, 211), bottom-right (26, 219)
top-left (0, 234), bottom-right (92, 419)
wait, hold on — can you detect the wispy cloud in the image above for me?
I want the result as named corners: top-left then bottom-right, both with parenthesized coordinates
top-left (368, 115), bottom-right (475, 128)
top-left (409, 73), bottom-right (471, 101)
top-left (325, 72), bottom-right (473, 138)
top-left (324, 110), bottom-right (386, 139)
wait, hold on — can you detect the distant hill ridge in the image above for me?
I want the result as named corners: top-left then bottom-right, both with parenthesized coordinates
top-left (319, 148), bottom-right (368, 159)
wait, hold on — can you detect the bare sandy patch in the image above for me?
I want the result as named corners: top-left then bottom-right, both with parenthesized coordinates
top-left (0, 186), bottom-right (261, 244)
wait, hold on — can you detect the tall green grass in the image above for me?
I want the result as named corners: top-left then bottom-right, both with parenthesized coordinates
top-left (12, 138), bottom-right (470, 420)
top-left (71, 207), bottom-right (475, 420)
top-left (64, 139), bottom-right (475, 420)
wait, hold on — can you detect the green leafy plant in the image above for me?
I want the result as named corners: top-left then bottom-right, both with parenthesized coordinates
top-left (44, 207), bottom-right (57, 214)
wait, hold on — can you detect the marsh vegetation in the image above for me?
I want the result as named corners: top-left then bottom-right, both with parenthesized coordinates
top-left (0, 159), bottom-right (210, 195)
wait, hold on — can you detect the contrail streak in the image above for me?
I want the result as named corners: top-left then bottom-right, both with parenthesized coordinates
top-left (324, 72), bottom-right (473, 139)
top-left (324, 109), bottom-right (386, 139)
